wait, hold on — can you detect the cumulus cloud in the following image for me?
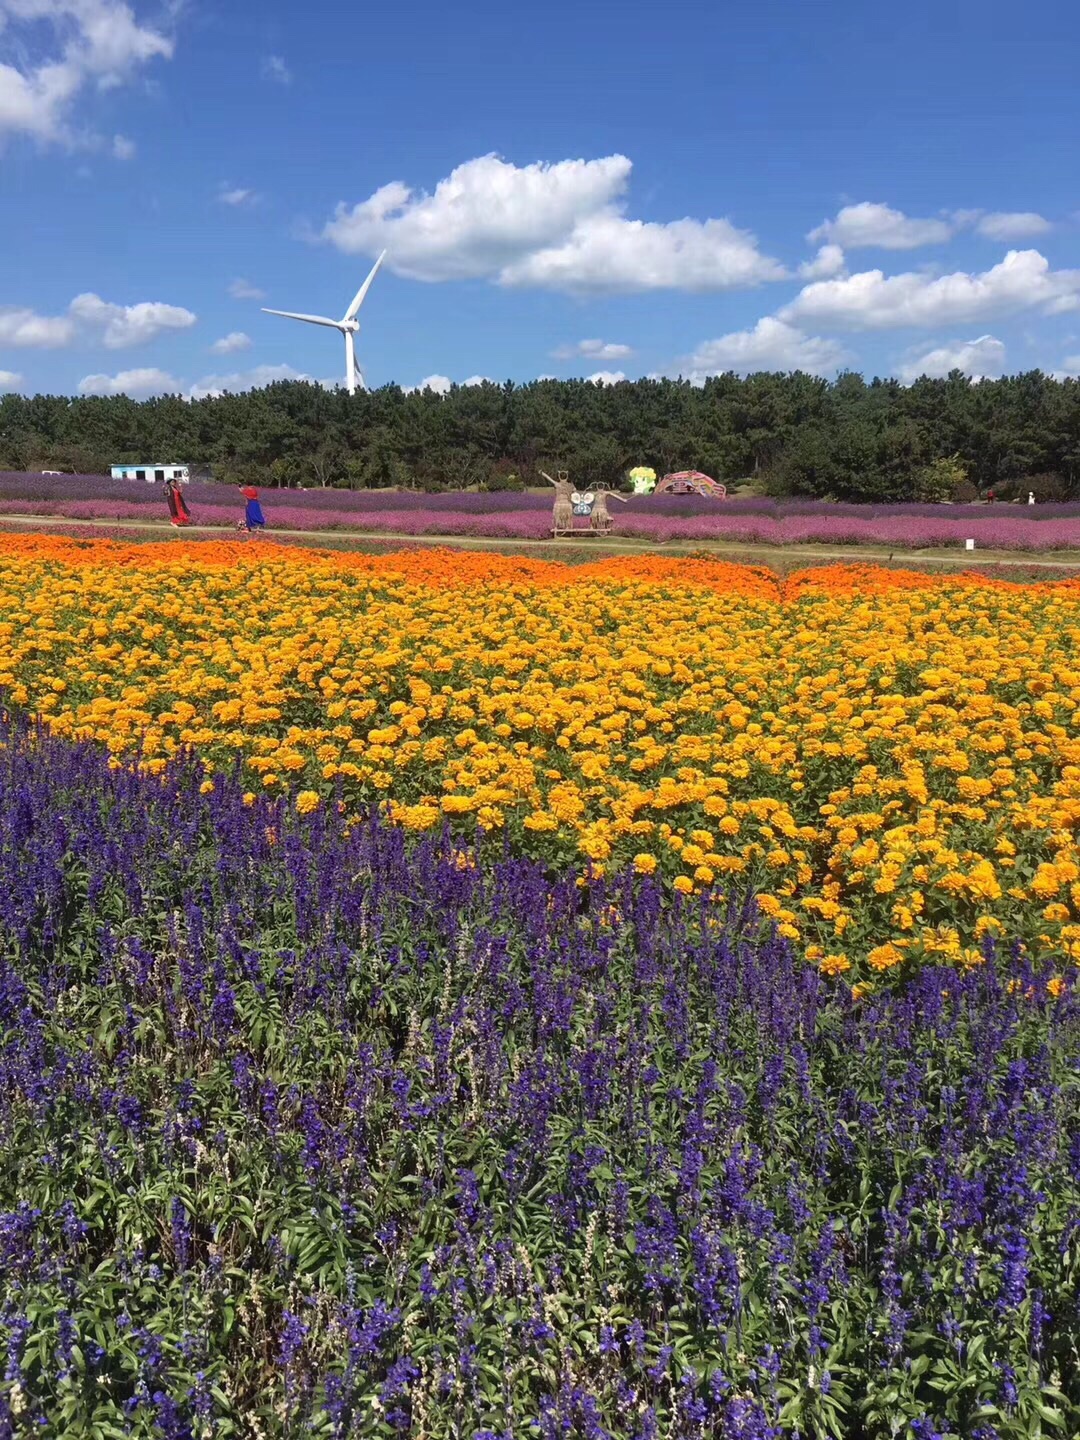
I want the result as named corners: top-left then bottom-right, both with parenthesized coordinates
top-left (322, 152), bottom-right (784, 293)
top-left (0, 304), bottom-right (76, 347)
top-left (682, 317), bottom-right (849, 379)
top-left (798, 244), bottom-right (846, 280)
top-left (187, 364), bottom-right (314, 400)
top-left (975, 211), bottom-right (1052, 241)
top-left (261, 54), bottom-right (291, 85)
top-left (462, 375), bottom-right (491, 386)
top-left (209, 331), bottom-right (252, 355)
top-left (79, 362), bottom-right (321, 401)
top-left (809, 202), bottom-right (953, 250)
top-left (67, 292), bottom-right (196, 348)
top-left (0, 0), bottom-right (174, 146)
top-left (218, 184), bottom-right (258, 207)
top-left (112, 133), bottom-right (135, 160)
top-left (586, 370), bottom-right (626, 385)
top-left (0, 370), bottom-right (23, 390)
top-left (781, 250), bottom-right (1080, 330)
top-left (79, 367), bottom-right (181, 398)
top-left (0, 291), bottom-right (195, 350)
top-left (553, 338), bottom-right (634, 361)
top-left (896, 334), bottom-right (1007, 383)
top-left (408, 374), bottom-right (453, 395)
top-left (228, 278), bottom-right (266, 301)
top-left (501, 213), bottom-right (785, 294)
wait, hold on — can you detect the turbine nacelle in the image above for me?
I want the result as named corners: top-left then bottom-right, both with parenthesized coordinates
top-left (261, 250), bottom-right (386, 395)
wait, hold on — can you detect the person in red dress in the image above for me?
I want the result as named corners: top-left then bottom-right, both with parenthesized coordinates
top-left (163, 477), bottom-right (192, 526)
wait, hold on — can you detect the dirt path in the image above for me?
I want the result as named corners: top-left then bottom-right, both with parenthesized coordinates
top-left (2, 511), bottom-right (1079, 571)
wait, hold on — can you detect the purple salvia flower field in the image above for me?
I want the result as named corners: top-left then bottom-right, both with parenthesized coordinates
top-left (0, 712), bottom-right (1077, 1435)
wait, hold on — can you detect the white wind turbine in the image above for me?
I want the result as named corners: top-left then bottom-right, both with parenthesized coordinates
top-left (262, 251), bottom-right (386, 395)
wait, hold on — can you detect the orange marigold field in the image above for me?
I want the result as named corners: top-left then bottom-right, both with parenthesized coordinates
top-left (2, 532), bottom-right (1079, 979)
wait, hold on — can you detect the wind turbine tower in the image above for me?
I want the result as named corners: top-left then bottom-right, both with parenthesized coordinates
top-left (262, 251), bottom-right (386, 395)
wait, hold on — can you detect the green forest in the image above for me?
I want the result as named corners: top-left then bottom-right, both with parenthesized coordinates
top-left (3, 368), bottom-right (1080, 502)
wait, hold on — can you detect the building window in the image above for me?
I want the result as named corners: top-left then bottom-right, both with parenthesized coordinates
top-left (154, 469), bottom-right (165, 482)
top-left (136, 470), bottom-right (146, 481)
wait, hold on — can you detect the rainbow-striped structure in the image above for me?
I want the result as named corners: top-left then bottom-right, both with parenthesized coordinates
top-left (655, 470), bottom-right (727, 498)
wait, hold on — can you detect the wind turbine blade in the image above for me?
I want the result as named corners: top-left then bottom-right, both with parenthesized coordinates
top-left (342, 250), bottom-right (386, 322)
top-left (262, 308), bottom-right (341, 329)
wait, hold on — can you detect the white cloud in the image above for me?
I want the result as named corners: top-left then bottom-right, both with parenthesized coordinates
top-left (682, 317), bottom-right (849, 379)
top-left (323, 152), bottom-right (784, 293)
top-left (67, 292), bottom-right (197, 348)
top-left (261, 54), bottom-right (291, 86)
top-left (462, 375), bottom-right (490, 386)
top-left (187, 363), bottom-right (315, 400)
top-left (781, 250), bottom-right (1080, 331)
top-left (79, 367), bottom-right (181, 398)
top-left (0, 304), bottom-right (76, 347)
top-left (975, 211), bottom-right (1052, 241)
top-left (219, 184), bottom-right (257, 207)
top-left (325, 154), bottom-right (630, 280)
top-left (798, 243), bottom-right (846, 280)
top-left (408, 374), bottom-right (453, 395)
top-left (0, 0), bottom-right (173, 146)
top-left (502, 212), bottom-right (785, 294)
top-left (586, 370), bottom-right (626, 385)
top-left (78, 361), bottom-right (321, 401)
top-left (0, 291), bottom-right (195, 351)
top-left (0, 370), bottom-right (23, 390)
top-left (553, 338), bottom-right (634, 361)
top-left (112, 133), bottom-right (135, 160)
top-left (228, 278), bottom-right (266, 301)
top-left (896, 334), bottom-right (1006, 383)
top-left (809, 202), bottom-right (953, 250)
top-left (210, 331), bottom-right (252, 355)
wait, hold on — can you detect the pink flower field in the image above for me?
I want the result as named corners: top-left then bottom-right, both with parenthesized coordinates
top-left (1, 475), bottom-right (1079, 551)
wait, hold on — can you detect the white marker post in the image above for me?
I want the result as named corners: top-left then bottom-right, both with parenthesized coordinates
top-left (965, 539), bottom-right (975, 551)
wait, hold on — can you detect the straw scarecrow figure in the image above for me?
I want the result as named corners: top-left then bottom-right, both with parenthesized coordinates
top-left (541, 470), bottom-right (575, 536)
top-left (589, 484), bottom-right (629, 535)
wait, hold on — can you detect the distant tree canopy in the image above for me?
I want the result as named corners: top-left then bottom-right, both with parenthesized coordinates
top-left (3, 369), bottom-right (1079, 502)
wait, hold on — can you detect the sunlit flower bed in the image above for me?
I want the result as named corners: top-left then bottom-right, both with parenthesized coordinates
top-left (3, 473), bottom-right (1080, 549)
top-left (1, 718), bottom-right (1077, 1437)
top-left (0, 534), bottom-right (1079, 980)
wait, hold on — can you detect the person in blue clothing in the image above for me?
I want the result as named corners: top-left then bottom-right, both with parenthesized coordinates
top-left (238, 484), bottom-right (266, 536)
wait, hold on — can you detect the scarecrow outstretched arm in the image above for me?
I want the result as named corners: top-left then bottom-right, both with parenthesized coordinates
top-left (540, 471), bottom-right (557, 487)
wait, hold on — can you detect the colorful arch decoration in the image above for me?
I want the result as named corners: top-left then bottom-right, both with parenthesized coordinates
top-left (655, 470), bottom-right (727, 498)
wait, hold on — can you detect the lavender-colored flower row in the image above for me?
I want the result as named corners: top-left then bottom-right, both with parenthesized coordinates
top-left (4, 470), bottom-right (1080, 521)
top-left (4, 491), bottom-right (1080, 549)
top-left (0, 715), bottom-right (1077, 1436)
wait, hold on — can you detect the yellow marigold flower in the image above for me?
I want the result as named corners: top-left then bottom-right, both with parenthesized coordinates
top-left (295, 790), bottom-right (320, 815)
top-left (673, 876), bottom-right (694, 894)
top-left (1043, 902), bottom-right (1071, 922)
top-left (242, 791), bottom-right (256, 806)
top-left (867, 942), bottom-right (904, 972)
top-left (199, 779), bottom-right (214, 795)
top-left (819, 953), bottom-right (851, 977)
top-left (1047, 976), bottom-right (1066, 998)
top-left (523, 811), bottom-right (559, 832)
top-left (633, 853), bottom-right (658, 875)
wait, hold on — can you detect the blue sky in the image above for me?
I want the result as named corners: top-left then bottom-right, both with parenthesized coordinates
top-left (1, 0), bottom-right (1079, 399)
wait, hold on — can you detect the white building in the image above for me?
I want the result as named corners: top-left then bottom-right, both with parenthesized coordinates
top-left (111, 463), bottom-right (189, 483)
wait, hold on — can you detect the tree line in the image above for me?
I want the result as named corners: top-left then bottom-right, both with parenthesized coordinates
top-left (2, 369), bottom-right (1079, 502)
